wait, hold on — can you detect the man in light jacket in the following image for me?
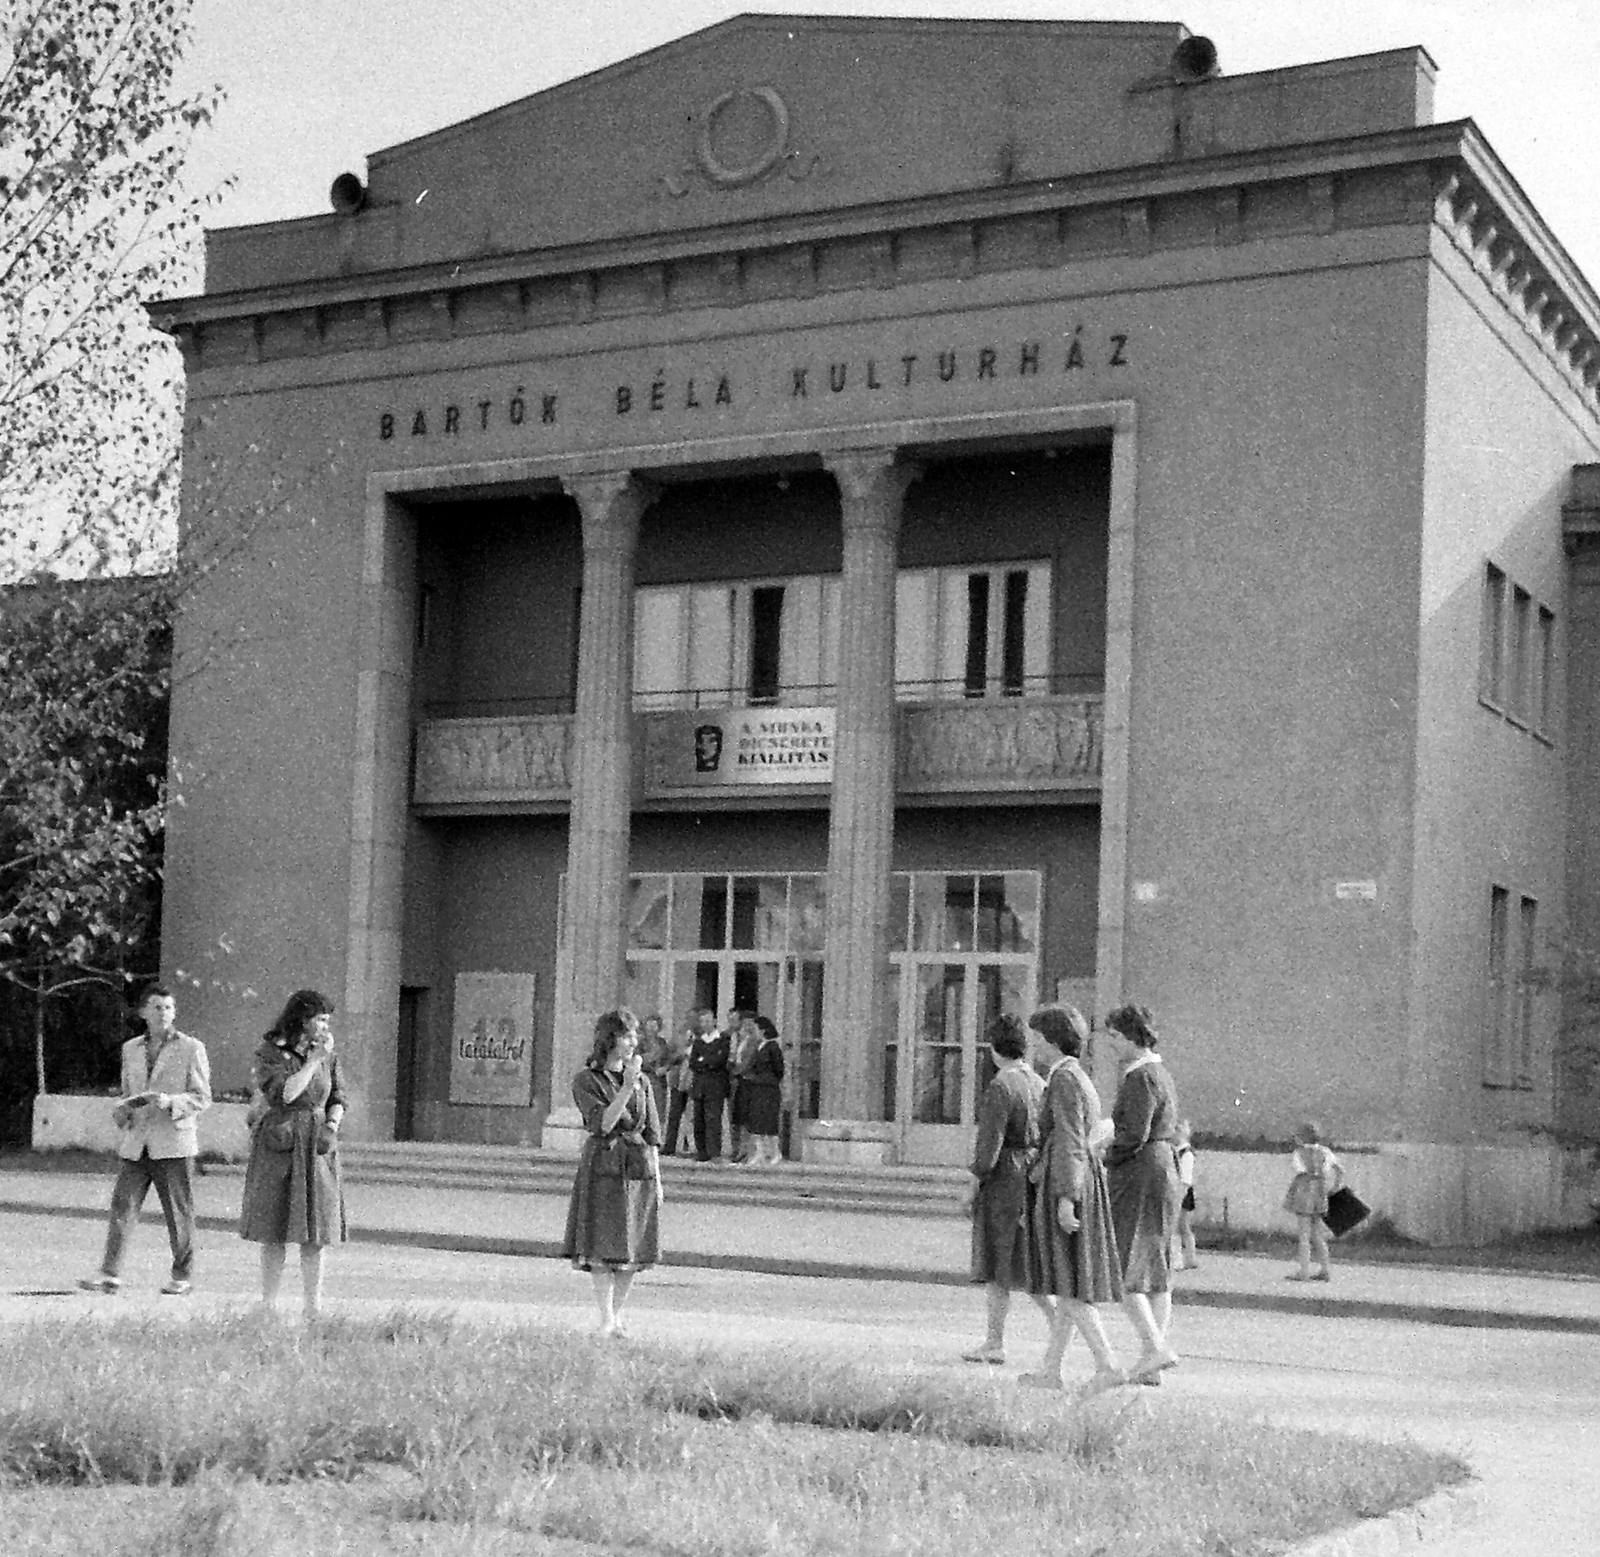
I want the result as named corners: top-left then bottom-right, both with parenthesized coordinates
top-left (79, 983), bottom-right (212, 1295)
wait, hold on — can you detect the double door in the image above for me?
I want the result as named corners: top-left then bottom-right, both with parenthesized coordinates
top-left (887, 956), bottom-right (1035, 1165)
top-left (625, 952), bottom-right (825, 1135)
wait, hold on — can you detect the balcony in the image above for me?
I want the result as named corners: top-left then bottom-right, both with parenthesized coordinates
top-left (412, 694), bottom-right (1102, 809)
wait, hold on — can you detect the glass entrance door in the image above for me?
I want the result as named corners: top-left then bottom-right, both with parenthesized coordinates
top-left (891, 957), bottom-right (1034, 1164)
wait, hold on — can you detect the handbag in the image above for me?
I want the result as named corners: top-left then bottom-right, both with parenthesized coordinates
top-left (1323, 1184), bottom-right (1370, 1238)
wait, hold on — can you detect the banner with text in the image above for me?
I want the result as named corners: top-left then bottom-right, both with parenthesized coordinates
top-left (665, 705), bottom-right (834, 787)
top-left (450, 972), bottom-right (537, 1106)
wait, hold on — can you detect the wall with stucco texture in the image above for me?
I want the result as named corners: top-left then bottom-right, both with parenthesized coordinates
top-left (167, 207), bottom-right (1438, 1143)
top-left (162, 391), bottom-right (374, 1100)
top-left (1411, 235), bottom-right (1600, 1143)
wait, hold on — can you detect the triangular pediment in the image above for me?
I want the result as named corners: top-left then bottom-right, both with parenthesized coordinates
top-left (358, 13), bottom-right (1189, 268)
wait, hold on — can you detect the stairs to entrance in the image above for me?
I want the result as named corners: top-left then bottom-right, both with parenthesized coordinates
top-left (318, 1141), bottom-right (969, 1218)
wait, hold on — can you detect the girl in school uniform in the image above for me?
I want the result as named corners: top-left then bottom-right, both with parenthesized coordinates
top-left (1283, 1121), bottom-right (1343, 1282)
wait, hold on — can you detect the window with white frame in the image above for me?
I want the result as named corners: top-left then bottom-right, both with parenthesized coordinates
top-left (633, 576), bottom-right (841, 710)
top-left (634, 561), bottom-right (1053, 709)
top-left (895, 562), bottom-right (1052, 701)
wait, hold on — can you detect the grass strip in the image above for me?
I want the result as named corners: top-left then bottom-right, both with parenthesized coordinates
top-left (0, 1311), bottom-right (1467, 1557)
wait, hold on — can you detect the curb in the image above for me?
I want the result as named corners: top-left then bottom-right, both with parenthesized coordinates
top-left (3, 1198), bottom-right (1597, 1336)
top-left (1288, 1480), bottom-right (1490, 1557)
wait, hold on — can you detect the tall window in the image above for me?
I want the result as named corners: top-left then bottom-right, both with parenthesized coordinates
top-left (1509, 584), bottom-right (1532, 721)
top-left (1536, 606), bottom-right (1555, 736)
top-left (1479, 563), bottom-right (1506, 704)
top-left (1484, 884), bottom-right (1511, 1085)
top-left (1516, 894), bottom-right (1538, 1086)
top-left (634, 561), bottom-right (1053, 709)
top-left (894, 562), bottom-right (1052, 702)
top-left (634, 577), bottom-right (840, 709)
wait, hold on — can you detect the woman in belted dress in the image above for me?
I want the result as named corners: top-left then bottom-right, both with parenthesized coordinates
top-left (239, 988), bottom-right (348, 1317)
top-left (960, 1014), bottom-right (1053, 1365)
top-left (1022, 1005), bottom-right (1128, 1393)
top-left (735, 1015), bottom-right (785, 1167)
top-left (1104, 1002), bottom-right (1184, 1383)
top-left (562, 1008), bottom-right (664, 1337)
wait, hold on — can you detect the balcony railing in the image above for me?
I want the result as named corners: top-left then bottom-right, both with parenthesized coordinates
top-left (413, 694), bottom-right (1102, 807)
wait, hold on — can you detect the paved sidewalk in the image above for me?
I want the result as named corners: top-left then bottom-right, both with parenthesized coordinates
top-left (4, 1163), bottom-right (1597, 1334)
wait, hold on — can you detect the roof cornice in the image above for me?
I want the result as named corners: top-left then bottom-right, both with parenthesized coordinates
top-left (145, 120), bottom-right (1600, 417)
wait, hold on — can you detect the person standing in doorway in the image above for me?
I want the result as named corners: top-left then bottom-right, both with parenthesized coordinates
top-left (80, 983), bottom-right (212, 1296)
top-left (687, 1007), bottom-right (732, 1161)
top-left (736, 1015), bottom-right (785, 1167)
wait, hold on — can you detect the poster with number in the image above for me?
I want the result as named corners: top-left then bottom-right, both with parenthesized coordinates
top-left (449, 972), bottom-right (537, 1106)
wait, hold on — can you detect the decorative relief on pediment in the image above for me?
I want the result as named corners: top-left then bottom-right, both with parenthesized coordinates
top-left (413, 716), bottom-right (572, 804)
top-left (897, 696), bottom-right (1103, 793)
top-left (663, 86), bottom-right (820, 197)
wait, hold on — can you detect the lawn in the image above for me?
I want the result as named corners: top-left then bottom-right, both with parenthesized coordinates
top-left (0, 1311), bottom-right (1466, 1557)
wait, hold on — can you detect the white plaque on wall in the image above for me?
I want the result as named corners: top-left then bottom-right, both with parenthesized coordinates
top-left (450, 972), bottom-right (537, 1106)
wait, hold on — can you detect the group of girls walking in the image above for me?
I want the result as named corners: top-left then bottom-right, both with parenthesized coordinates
top-left (965, 1002), bottom-right (1183, 1393)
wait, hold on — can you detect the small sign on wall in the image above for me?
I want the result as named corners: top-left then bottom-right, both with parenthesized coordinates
top-left (450, 972), bottom-right (537, 1106)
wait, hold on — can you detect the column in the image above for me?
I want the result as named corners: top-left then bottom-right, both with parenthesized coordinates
top-left (818, 448), bottom-right (917, 1138)
top-left (547, 472), bottom-right (652, 1144)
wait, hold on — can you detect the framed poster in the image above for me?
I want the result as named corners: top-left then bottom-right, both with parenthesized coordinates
top-left (449, 972), bottom-right (537, 1106)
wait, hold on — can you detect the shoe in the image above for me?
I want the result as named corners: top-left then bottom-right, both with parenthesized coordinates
top-left (1285, 1272), bottom-right (1313, 1282)
top-left (160, 1279), bottom-right (192, 1296)
top-left (961, 1344), bottom-right (1006, 1365)
top-left (77, 1275), bottom-right (120, 1294)
top-left (1181, 1259), bottom-right (1201, 1270)
top-left (1311, 1269), bottom-right (1331, 1282)
top-left (1139, 1372), bottom-right (1163, 1387)
top-left (1017, 1371), bottom-right (1063, 1390)
top-left (1129, 1348), bottom-right (1179, 1384)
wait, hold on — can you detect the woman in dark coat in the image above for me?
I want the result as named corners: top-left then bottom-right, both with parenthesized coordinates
top-left (239, 988), bottom-right (348, 1317)
top-left (736, 1015), bottom-right (785, 1167)
top-left (960, 1014), bottom-right (1053, 1365)
top-left (1022, 1005), bottom-right (1127, 1392)
top-left (561, 1008), bottom-right (664, 1337)
top-left (1104, 1001), bottom-right (1183, 1382)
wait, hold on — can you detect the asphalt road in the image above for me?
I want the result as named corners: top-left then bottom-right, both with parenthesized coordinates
top-left (1, 1208), bottom-right (1595, 1555)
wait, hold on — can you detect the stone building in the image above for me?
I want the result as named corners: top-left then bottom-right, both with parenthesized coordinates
top-left (151, 14), bottom-right (1600, 1239)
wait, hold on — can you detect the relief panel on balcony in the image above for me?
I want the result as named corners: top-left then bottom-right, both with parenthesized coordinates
top-left (412, 696), bottom-right (1101, 807)
top-left (896, 696), bottom-right (1102, 794)
top-left (413, 715), bottom-right (573, 804)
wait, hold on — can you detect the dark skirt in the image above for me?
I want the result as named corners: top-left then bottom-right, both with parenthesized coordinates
top-left (562, 1137), bottom-right (660, 1270)
top-left (970, 1146), bottom-right (1035, 1287)
top-left (239, 1109), bottom-right (347, 1247)
top-left (1107, 1141), bottom-right (1180, 1294)
top-left (738, 1079), bottom-right (782, 1137)
top-left (1027, 1156), bottom-right (1122, 1304)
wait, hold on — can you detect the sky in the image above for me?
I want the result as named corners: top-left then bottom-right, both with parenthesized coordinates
top-left (177, 0), bottom-right (1600, 289)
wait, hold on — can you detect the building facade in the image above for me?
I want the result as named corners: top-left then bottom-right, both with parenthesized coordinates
top-left (152, 15), bottom-right (1600, 1235)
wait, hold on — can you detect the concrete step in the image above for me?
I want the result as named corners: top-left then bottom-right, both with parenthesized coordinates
top-left (210, 1142), bottom-right (969, 1218)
